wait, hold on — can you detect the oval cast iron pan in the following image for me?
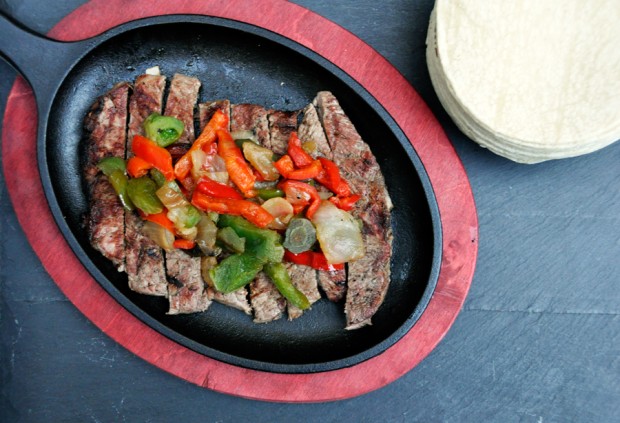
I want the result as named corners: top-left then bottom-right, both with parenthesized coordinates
top-left (0, 13), bottom-right (442, 374)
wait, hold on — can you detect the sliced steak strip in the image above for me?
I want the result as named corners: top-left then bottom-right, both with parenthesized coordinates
top-left (267, 110), bottom-right (298, 154)
top-left (84, 82), bottom-right (130, 184)
top-left (231, 104), bottom-right (270, 147)
top-left (298, 103), bottom-right (347, 302)
top-left (268, 109), bottom-right (322, 319)
top-left (84, 82), bottom-right (130, 271)
top-left (166, 249), bottom-right (211, 315)
top-left (313, 91), bottom-right (393, 329)
top-left (231, 103), bottom-right (285, 322)
top-left (87, 177), bottom-right (126, 271)
top-left (127, 74), bottom-right (166, 143)
top-left (199, 101), bottom-right (253, 313)
top-left (163, 73), bottom-right (201, 148)
top-left (198, 100), bottom-right (231, 129)
top-left (125, 74), bottom-right (168, 296)
top-left (250, 272), bottom-right (286, 323)
top-left (163, 73), bottom-right (208, 312)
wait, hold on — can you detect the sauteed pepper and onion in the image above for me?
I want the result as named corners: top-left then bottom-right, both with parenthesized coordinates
top-left (98, 111), bottom-right (364, 310)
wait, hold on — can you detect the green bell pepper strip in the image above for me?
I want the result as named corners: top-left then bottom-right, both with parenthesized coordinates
top-left (217, 215), bottom-right (284, 264)
top-left (97, 157), bottom-right (134, 210)
top-left (149, 168), bottom-right (167, 188)
top-left (126, 176), bottom-right (163, 215)
top-left (256, 188), bottom-right (284, 200)
top-left (264, 262), bottom-right (310, 310)
top-left (209, 253), bottom-right (264, 293)
top-left (97, 157), bottom-right (126, 176)
top-left (143, 113), bottom-right (185, 147)
top-left (216, 226), bottom-right (246, 253)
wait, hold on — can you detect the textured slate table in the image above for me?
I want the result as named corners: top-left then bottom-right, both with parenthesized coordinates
top-left (1, 0), bottom-right (618, 421)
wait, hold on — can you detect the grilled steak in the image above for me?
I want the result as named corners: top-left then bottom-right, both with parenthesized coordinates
top-left (198, 100), bottom-right (231, 128)
top-left (125, 74), bottom-right (168, 296)
top-left (85, 74), bottom-right (393, 329)
top-left (199, 101), bottom-right (252, 314)
top-left (166, 249), bottom-right (211, 314)
top-left (231, 104), bottom-right (270, 146)
top-left (298, 103), bottom-right (347, 302)
top-left (164, 73), bottom-right (201, 148)
top-left (84, 82), bottom-right (130, 271)
top-left (268, 109), bottom-right (322, 319)
top-left (313, 91), bottom-right (393, 329)
top-left (250, 272), bottom-right (286, 323)
top-left (231, 103), bottom-right (286, 322)
top-left (163, 75), bottom-right (209, 313)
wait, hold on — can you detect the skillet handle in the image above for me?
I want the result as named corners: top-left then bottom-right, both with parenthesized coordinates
top-left (0, 12), bottom-right (88, 109)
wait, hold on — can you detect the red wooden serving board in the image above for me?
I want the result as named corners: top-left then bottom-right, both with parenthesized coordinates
top-left (1, 0), bottom-right (478, 402)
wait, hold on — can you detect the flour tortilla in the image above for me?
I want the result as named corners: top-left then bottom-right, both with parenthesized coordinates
top-left (426, 0), bottom-right (620, 163)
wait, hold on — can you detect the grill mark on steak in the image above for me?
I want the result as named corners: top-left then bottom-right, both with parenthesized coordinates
top-left (231, 104), bottom-right (270, 148)
top-left (313, 91), bottom-right (393, 329)
top-left (87, 177), bottom-right (126, 271)
top-left (124, 74), bottom-right (168, 296)
top-left (166, 249), bottom-right (211, 315)
top-left (231, 103), bottom-right (285, 322)
top-left (268, 109), bottom-right (322, 319)
top-left (84, 82), bottom-right (130, 271)
top-left (163, 74), bottom-right (208, 312)
top-left (163, 74), bottom-right (201, 147)
top-left (198, 100), bottom-right (231, 129)
top-left (298, 103), bottom-right (347, 302)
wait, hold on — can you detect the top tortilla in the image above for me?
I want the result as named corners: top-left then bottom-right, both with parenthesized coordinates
top-left (428, 0), bottom-right (620, 163)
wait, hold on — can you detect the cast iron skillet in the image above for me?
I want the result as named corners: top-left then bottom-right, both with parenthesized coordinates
top-left (0, 13), bottom-right (442, 373)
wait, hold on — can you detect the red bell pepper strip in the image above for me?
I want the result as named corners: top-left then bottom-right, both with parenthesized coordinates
top-left (191, 191), bottom-right (274, 228)
top-left (287, 132), bottom-right (313, 167)
top-left (274, 155), bottom-right (323, 180)
top-left (217, 129), bottom-right (257, 198)
top-left (284, 250), bottom-right (344, 271)
top-left (131, 135), bottom-right (174, 180)
top-left (174, 109), bottom-right (229, 180)
top-left (329, 194), bottom-right (361, 211)
top-left (173, 239), bottom-right (196, 250)
top-left (139, 210), bottom-right (175, 234)
top-left (278, 180), bottom-right (321, 219)
top-left (126, 156), bottom-right (153, 178)
top-left (196, 178), bottom-right (244, 200)
top-left (274, 154), bottom-right (295, 176)
top-left (315, 157), bottom-right (351, 197)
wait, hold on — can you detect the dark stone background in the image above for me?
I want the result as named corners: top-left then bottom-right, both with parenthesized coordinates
top-left (1, 1), bottom-right (618, 421)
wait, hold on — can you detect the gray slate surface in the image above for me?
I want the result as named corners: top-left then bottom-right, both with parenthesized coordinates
top-left (1, 0), bottom-right (619, 421)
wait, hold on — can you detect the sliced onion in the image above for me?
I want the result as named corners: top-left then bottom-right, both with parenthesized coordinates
top-left (310, 201), bottom-right (365, 264)
top-left (142, 220), bottom-right (174, 251)
top-left (261, 197), bottom-right (294, 230)
top-left (230, 130), bottom-right (256, 141)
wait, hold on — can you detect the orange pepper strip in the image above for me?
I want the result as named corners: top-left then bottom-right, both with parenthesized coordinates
top-left (126, 156), bottom-right (153, 178)
top-left (274, 154), bottom-right (323, 180)
top-left (286, 159), bottom-right (322, 180)
top-left (216, 129), bottom-right (257, 198)
top-left (174, 109), bottom-right (229, 180)
top-left (273, 154), bottom-right (295, 177)
top-left (173, 239), bottom-right (196, 250)
top-left (287, 132), bottom-right (314, 167)
top-left (191, 191), bottom-right (274, 228)
top-left (132, 135), bottom-right (174, 180)
top-left (139, 210), bottom-right (175, 234)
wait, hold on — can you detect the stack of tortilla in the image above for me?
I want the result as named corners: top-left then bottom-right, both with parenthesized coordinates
top-left (426, 0), bottom-right (620, 164)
